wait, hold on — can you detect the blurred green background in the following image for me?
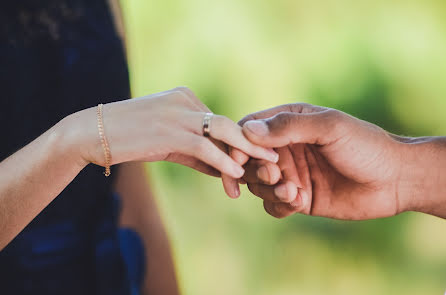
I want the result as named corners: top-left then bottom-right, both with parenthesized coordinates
top-left (120, 1), bottom-right (446, 294)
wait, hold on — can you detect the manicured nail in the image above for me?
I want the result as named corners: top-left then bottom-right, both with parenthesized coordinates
top-left (234, 186), bottom-right (240, 198)
top-left (265, 148), bottom-right (279, 163)
top-left (257, 166), bottom-right (270, 183)
top-left (244, 120), bottom-right (269, 136)
top-left (274, 184), bottom-right (288, 201)
top-left (234, 165), bottom-right (245, 178)
top-left (266, 151), bottom-right (279, 163)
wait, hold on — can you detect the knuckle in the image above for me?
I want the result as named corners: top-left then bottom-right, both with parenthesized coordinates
top-left (169, 87), bottom-right (198, 106)
top-left (323, 109), bottom-right (348, 134)
top-left (293, 103), bottom-right (317, 114)
top-left (173, 86), bottom-right (195, 97)
top-left (287, 103), bottom-right (305, 112)
top-left (324, 108), bottom-right (346, 123)
top-left (287, 102), bottom-right (328, 115)
top-left (169, 90), bottom-right (190, 105)
top-left (324, 108), bottom-right (341, 120)
top-left (268, 112), bottom-right (295, 133)
top-left (297, 102), bottom-right (313, 109)
top-left (281, 102), bottom-right (315, 114)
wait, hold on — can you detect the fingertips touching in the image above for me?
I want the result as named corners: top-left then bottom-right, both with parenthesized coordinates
top-left (209, 115), bottom-right (279, 163)
top-left (257, 162), bottom-right (281, 185)
top-left (242, 159), bottom-right (281, 185)
top-left (247, 181), bottom-right (297, 204)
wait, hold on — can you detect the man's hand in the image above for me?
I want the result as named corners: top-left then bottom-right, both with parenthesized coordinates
top-left (235, 103), bottom-right (417, 220)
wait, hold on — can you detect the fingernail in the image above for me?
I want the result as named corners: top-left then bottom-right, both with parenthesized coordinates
top-left (256, 166), bottom-right (270, 183)
top-left (290, 190), bottom-right (301, 207)
top-left (234, 186), bottom-right (240, 198)
top-left (269, 152), bottom-right (279, 163)
top-left (234, 165), bottom-right (245, 178)
top-left (265, 148), bottom-right (279, 163)
top-left (244, 120), bottom-right (269, 136)
top-left (274, 184), bottom-right (288, 201)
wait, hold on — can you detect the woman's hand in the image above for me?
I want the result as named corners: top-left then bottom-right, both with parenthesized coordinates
top-left (67, 87), bottom-right (278, 178)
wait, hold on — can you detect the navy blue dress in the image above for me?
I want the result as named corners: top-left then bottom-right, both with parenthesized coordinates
top-left (0, 1), bottom-right (145, 294)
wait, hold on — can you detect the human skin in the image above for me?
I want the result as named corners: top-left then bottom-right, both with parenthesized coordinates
top-left (223, 103), bottom-right (446, 220)
top-left (0, 87), bottom-right (278, 250)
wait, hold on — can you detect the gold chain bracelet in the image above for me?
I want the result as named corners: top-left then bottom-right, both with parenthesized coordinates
top-left (97, 104), bottom-right (112, 177)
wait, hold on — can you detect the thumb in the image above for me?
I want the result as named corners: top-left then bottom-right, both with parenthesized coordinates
top-left (242, 110), bottom-right (344, 148)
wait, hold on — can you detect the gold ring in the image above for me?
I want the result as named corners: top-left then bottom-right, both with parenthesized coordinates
top-left (203, 113), bottom-right (213, 137)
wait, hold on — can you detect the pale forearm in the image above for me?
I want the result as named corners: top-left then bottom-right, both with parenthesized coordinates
top-left (0, 114), bottom-right (88, 249)
top-left (0, 87), bottom-right (274, 251)
top-left (399, 136), bottom-right (446, 218)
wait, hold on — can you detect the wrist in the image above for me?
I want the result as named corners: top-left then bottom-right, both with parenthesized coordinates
top-left (397, 136), bottom-right (446, 217)
top-left (56, 107), bottom-right (101, 168)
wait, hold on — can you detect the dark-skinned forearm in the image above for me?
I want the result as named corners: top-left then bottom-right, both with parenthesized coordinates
top-left (398, 136), bottom-right (446, 218)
